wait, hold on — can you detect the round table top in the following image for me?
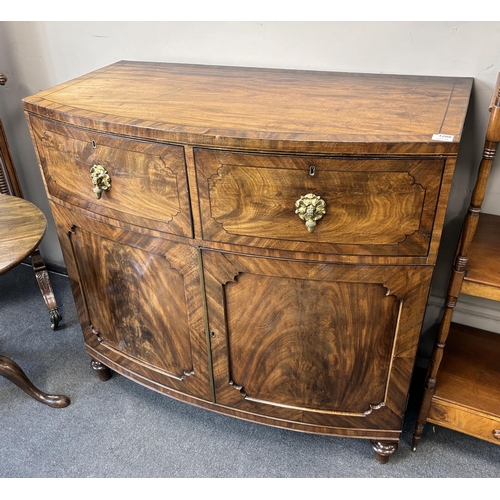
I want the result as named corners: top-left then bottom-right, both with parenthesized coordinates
top-left (0, 193), bottom-right (46, 274)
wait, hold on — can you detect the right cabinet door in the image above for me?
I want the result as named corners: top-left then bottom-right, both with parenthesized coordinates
top-left (203, 250), bottom-right (433, 432)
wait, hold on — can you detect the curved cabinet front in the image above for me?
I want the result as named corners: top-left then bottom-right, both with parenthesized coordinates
top-left (23, 61), bottom-right (473, 462)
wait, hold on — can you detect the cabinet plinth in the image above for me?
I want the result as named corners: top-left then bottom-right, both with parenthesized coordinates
top-left (23, 61), bottom-right (473, 462)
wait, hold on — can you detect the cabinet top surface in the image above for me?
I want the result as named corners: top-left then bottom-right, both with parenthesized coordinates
top-left (23, 61), bottom-right (473, 152)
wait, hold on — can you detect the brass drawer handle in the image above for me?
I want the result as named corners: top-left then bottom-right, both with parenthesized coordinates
top-left (90, 164), bottom-right (111, 199)
top-left (295, 193), bottom-right (326, 233)
top-left (494, 429), bottom-right (500, 440)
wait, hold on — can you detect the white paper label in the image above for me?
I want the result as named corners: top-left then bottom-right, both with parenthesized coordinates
top-left (432, 133), bottom-right (454, 142)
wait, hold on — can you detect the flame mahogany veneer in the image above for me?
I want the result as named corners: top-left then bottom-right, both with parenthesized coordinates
top-left (23, 62), bottom-right (472, 463)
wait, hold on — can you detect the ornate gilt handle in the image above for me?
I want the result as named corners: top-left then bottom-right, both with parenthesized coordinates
top-left (90, 165), bottom-right (111, 199)
top-left (295, 193), bottom-right (326, 233)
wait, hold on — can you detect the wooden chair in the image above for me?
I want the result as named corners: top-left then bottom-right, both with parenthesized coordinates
top-left (412, 73), bottom-right (500, 450)
top-left (0, 72), bottom-right (61, 329)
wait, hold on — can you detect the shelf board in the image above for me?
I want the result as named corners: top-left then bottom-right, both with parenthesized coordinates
top-left (433, 323), bottom-right (500, 417)
top-left (462, 213), bottom-right (500, 300)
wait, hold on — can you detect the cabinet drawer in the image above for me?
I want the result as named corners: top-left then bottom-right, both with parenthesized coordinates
top-left (428, 400), bottom-right (500, 445)
top-left (28, 115), bottom-right (193, 237)
top-left (195, 149), bottom-right (445, 257)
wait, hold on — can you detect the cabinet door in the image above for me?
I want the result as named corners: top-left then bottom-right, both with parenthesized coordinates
top-left (51, 203), bottom-right (212, 400)
top-left (203, 250), bottom-right (433, 432)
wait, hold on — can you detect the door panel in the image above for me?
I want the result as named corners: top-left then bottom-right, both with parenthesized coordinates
top-left (51, 202), bottom-right (211, 400)
top-left (203, 250), bottom-right (432, 429)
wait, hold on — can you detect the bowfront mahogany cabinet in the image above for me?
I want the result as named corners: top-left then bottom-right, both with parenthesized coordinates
top-left (23, 62), bottom-right (472, 462)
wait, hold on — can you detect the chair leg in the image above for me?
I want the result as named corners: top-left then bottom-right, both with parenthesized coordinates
top-left (30, 249), bottom-right (62, 330)
top-left (0, 354), bottom-right (70, 408)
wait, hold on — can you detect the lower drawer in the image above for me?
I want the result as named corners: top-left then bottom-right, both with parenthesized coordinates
top-left (428, 399), bottom-right (500, 445)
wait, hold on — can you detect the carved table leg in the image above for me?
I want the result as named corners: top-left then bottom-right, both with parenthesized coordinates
top-left (31, 249), bottom-right (62, 330)
top-left (370, 440), bottom-right (398, 464)
top-left (0, 354), bottom-right (70, 408)
top-left (90, 358), bottom-right (113, 381)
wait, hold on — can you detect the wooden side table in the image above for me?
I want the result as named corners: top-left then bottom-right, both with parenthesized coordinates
top-left (1, 71), bottom-right (62, 329)
top-left (0, 193), bottom-right (69, 407)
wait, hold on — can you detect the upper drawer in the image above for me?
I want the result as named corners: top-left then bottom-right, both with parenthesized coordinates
top-left (28, 115), bottom-right (192, 238)
top-left (195, 149), bottom-right (446, 257)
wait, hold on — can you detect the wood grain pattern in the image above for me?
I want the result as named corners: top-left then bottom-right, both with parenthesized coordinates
top-left (29, 114), bottom-right (192, 237)
top-left (428, 323), bottom-right (500, 445)
top-left (203, 249), bottom-right (433, 429)
top-left (22, 62), bottom-right (473, 462)
top-left (461, 213), bottom-right (500, 299)
top-left (0, 119), bottom-right (24, 197)
top-left (196, 149), bottom-right (444, 257)
top-left (1, 118), bottom-right (62, 329)
top-left (23, 61), bottom-right (472, 155)
top-left (226, 277), bottom-right (397, 412)
top-left (412, 72), bottom-right (500, 451)
top-left (0, 194), bottom-right (46, 273)
top-left (428, 400), bottom-right (500, 445)
top-left (433, 323), bottom-right (500, 415)
top-left (50, 202), bottom-right (211, 401)
top-left (0, 193), bottom-right (69, 407)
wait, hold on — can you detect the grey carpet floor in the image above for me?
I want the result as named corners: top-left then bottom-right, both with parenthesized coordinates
top-left (0, 263), bottom-right (499, 478)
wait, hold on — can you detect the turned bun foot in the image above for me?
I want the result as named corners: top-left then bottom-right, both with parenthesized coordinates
top-left (90, 358), bottom-right (113, 381)
top-left (370, 440), bottom-right (398, 464)
top-left (0, 355), bottom-right (70, 408)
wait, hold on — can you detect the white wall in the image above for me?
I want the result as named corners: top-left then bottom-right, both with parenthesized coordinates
top-left (1, 21), bottom-right (499, 360)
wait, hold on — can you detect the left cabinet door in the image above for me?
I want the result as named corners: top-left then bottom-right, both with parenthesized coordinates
top-left (51, 202), bottom-right (213, 401)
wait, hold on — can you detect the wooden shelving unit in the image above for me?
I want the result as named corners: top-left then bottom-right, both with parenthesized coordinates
top-left (413, 74), bottom-right (500, 450)
top-left (429, 323), bottom-right (500, 444)
top-left (461, 213), bottom-right (500, 300)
